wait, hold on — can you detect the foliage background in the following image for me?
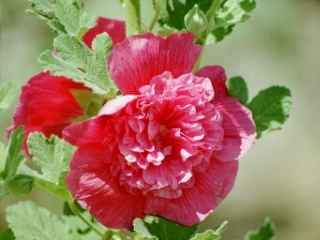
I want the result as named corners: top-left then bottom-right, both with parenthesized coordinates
top-left (0, 0), bottom-right (319, 239)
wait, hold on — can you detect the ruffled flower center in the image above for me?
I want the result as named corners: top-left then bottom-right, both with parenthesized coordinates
top-left (111, 72), bottom-right (224, 199)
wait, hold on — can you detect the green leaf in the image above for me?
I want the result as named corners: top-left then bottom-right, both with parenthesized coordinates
top-left (7, 201), bottom-right (101, 240)
top-left (6, 175), bottom-right (34, 195)
top-left (0, 229), bottom-right (15, 240)
top-left (208, 0), bottom-right (256, 43)
top-left (0, 81), bottom-right (17, 111)
top-left (133, 218), bottom-right (157, 239)
top-left (40, 33), bottom-right (117, 96)
top-left (86, 33), bottom-right (117, 96)
top-left (158, 0), bottom-right (256, 44)
top-left (190, 230), bottom-right (221, 240)
top-left (39, 49), bottom-right (86, 84)
top-left (136, 216), bottom-right (198, 240)
top-left (184, 5), bottom-right (208, 38)
top-left (248, 86), bottom-right (292, 138)
top-left (55, 0), bottom-right (93, 37)
top-left (54, 34), bottom-right (91, 68)
top-left (27, 0), bottom-right (55, 15)
top-left (7, 201), bottom-right (70, 240)
top-left (228, 76), bottom-right (249, 104)
top-left (27, 0), bottom-right (94, 35)
top-left (3, 128), bottom-right (24, 180)
top-left (190, 221), bottom-right (227, 240)
top-left (27, 132), bottom-right (75, 184)
top-left (245, 218), bottom-right (275, 240)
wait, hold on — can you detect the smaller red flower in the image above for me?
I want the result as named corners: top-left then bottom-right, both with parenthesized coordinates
top-left (11, 17), bottom-right (126, 143)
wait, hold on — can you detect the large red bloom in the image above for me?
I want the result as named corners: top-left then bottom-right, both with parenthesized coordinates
top-left (64, 33), bottom-right (256, 228)
top-left (12, 17), bottom-right (126, 141)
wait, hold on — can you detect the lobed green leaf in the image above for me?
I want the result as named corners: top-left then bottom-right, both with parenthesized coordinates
top-left (190, 230), bottom-right (221, 240)
top-left (228, 76), bottom-right (249, 104)
top-left (248, 86), bottom-right (292, 138)
top-left (7, 201), bottom-right (70, 240)
top-left (40, 33), bottom-right (117, 96)
top-left (244, 218), bottom-right (275, 240)
top-left (27, 132), bottom-right (75, 185)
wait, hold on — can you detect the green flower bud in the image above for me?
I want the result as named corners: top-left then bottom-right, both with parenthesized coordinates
top-left (184, 5), bottom-right (208, 38)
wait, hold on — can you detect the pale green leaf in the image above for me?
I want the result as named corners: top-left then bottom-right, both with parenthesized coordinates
top-left (248, 86), bottom-right (292, 138)
top-left (228, 76), bottom-right (249, 104)
top-left (245, 218), bottom-right (275, 240)
top-left (190, 221), bottom-right (227, 240)
top-left (54, 34), bottom-right (91, 67)
top-left (40, 33), bottom-right (117, 96)
top-left (39, 49), bottom-right (85, 81)
top-left (133, 218), bottom-right (157, 239)
top-left (208, 0), bottom-right (256, 43)
top-left (55, 0), bottom-right (82, 36)
top-left (27, 133), bottom-right (75, 184)
top-left (190, 230), bottom-right (221, 240)
top-left (6, 201), bottom-right (70, 240)
top-left (28, 0), bottom-right (55, 15)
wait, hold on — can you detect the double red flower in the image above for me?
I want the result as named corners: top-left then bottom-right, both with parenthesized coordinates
top-left (12, 17), bottom-right (256, 228)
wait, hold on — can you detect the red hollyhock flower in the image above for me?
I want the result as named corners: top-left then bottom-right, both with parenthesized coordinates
top-left (64, 33), bottom-right (256, 228)
top-left (12, 17), bottom-right (126, 142)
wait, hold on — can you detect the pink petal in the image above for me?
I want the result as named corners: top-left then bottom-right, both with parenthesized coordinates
top-left (145, 160), bottom-right (238, 226)
top-left (83, 17), bottom-right (126, 48)
top-left (108, 33), bottom-right (202, 94)
top-left (98, 95), bottom-right (137, 116)
top-left (196, 65), bottom-right (227, 98)
top-left (215, 97), bottom-right (256, 161)
top-left (67, 145), bottom-right (145, 229)
top-left (13, 72), bottom-right (87, 140)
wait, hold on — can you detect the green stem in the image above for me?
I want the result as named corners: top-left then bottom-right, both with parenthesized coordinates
top-left (149, 0), bottom-right (160, 31)
top-left (67, 200), bottom-right (106, 238)
top-left (216, 221), bottom-right (228, 234)
top-left (124, 0), bottom-right (141, 35)
top-left (206, 0), bottom-right (222, 25)
top-left (202, 0), bottom-right (222, 43)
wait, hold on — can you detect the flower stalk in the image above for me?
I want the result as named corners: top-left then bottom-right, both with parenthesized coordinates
top-left (67, 200), bottom-right (106, 238)
top-left (124, 0), bottom-right (142, 35)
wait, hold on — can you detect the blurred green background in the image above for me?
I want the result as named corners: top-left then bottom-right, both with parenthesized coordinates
top-left (1, 0), bottom-right (320, 239)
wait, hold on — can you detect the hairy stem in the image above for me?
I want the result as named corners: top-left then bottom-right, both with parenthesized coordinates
top-left (67, 200), bottom-right (105, 238)
top-left (149, 0), bottom-right (160, 31)
top-left (206, 0), bottom-right (222, 26)
top-left (124, 0), bottom-right (142, 35)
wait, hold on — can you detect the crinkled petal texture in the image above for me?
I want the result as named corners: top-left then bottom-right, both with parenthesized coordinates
top-left (83, 17), bottom-right (126, 47)
top-left (64, 70), bottom-right (256, 228)
top-left (13, 72), bottom-right (88, 141)
top-left (108, 33), bottom-right (202, 94)
top-left (196, 66), bottom-right (256, 161)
